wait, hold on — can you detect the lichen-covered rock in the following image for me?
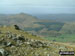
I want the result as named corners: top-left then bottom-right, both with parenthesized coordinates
top-left (0, 49), bottom-right (9, 56)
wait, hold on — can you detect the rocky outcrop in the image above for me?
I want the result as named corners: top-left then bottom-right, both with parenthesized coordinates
top-left (0, 49), bottom-right (9, 56)
top-left (13, 25), bottom-right (20, 30)
top-left (0, 27), bottom-right (74, 56)
top-left (0, 31), bottom-right (52, 56)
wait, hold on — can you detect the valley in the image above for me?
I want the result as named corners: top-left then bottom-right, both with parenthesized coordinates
top-left (0, 13), bottom-right (75, 43)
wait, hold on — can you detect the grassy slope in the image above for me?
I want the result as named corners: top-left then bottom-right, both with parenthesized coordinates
top-left (0, 26), bottom-right (75, 56)
top-left (44, 34), bottom-right (75, 43)
top-left (0, 26), bottom-right (45, 41)
top-left (44, 22), bottom-right (75, 43)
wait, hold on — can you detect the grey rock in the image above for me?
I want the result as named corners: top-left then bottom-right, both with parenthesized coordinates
top-left (2, 41), bottom-right (12, 47)
top-left (13, 25), bottom-right (20, 30)
top-left (0, 49), bottom-right (9, 56)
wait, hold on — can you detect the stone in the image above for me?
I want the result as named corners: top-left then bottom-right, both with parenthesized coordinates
top-left (17, 36), bottom-right (25, 41)
top-left (2, 41), bottom-right (12, 47)
top-left (7, 42), bottom-right (12, 47)
top-left (26, 42), bottom-right (30, 45)
top-left (7, 34), bottom-right (12, 39)
top-left (6, 31), bottom-right (11, 34)
top-left (0, 49), bottom-right (9, 56)
top-left (13, 25), bottom-right (20, 30)
top-left (47, 54), bottom-right (50, 56)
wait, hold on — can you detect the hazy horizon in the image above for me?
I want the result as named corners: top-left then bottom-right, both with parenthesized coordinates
top-left (0, 0), bottom-right (75, 14)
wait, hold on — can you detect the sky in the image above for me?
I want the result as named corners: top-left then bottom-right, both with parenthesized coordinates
top-left (0, 0), bottom-right (75, 14)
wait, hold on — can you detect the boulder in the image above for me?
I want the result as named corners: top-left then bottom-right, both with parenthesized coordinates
top-left (0, 49), bottom-right (9, 56)
top-left (2, 41), bottom-right (13, 47)
top-left (13, 25), bottom-right (20, 30)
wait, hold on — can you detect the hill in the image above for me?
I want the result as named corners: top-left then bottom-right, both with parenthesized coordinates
top-left (0, 25), bottom-right (75, 56)
top-left (0, 13), bottom-right (64, 37)
top-left (0, 13), bottom-right (39, 28)
top-left (0, 13), bottom-right (75, 43)
top-left (35, 14), bottom-right (75, 22)
top-left (44, 22), bottom-right (75, 43)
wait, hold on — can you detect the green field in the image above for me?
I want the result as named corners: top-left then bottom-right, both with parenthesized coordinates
top-left (44, 34), bottom-right (75, 43)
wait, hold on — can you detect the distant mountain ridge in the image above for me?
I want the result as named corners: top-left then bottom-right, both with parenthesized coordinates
top-left (0, 13), bottom-right (64, 37)
top-left (0, 13), bottom-right (38, 28)
top-left (35, 14), bottom-right (75, 22)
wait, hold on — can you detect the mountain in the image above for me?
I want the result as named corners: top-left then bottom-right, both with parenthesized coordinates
top-left (0, 25), bottom-right (75, 56)
top-left (0, 13), bottom-right (75, 43)
top-left (0, 13), bottom-right (39, 28)
top-left (0, 13), bottom-right (64, 37)
top-left (35, 14), bottom-right (75, 22)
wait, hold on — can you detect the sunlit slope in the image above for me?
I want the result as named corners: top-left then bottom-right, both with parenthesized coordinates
top-left (60, 22), bottom-right (75, 34)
